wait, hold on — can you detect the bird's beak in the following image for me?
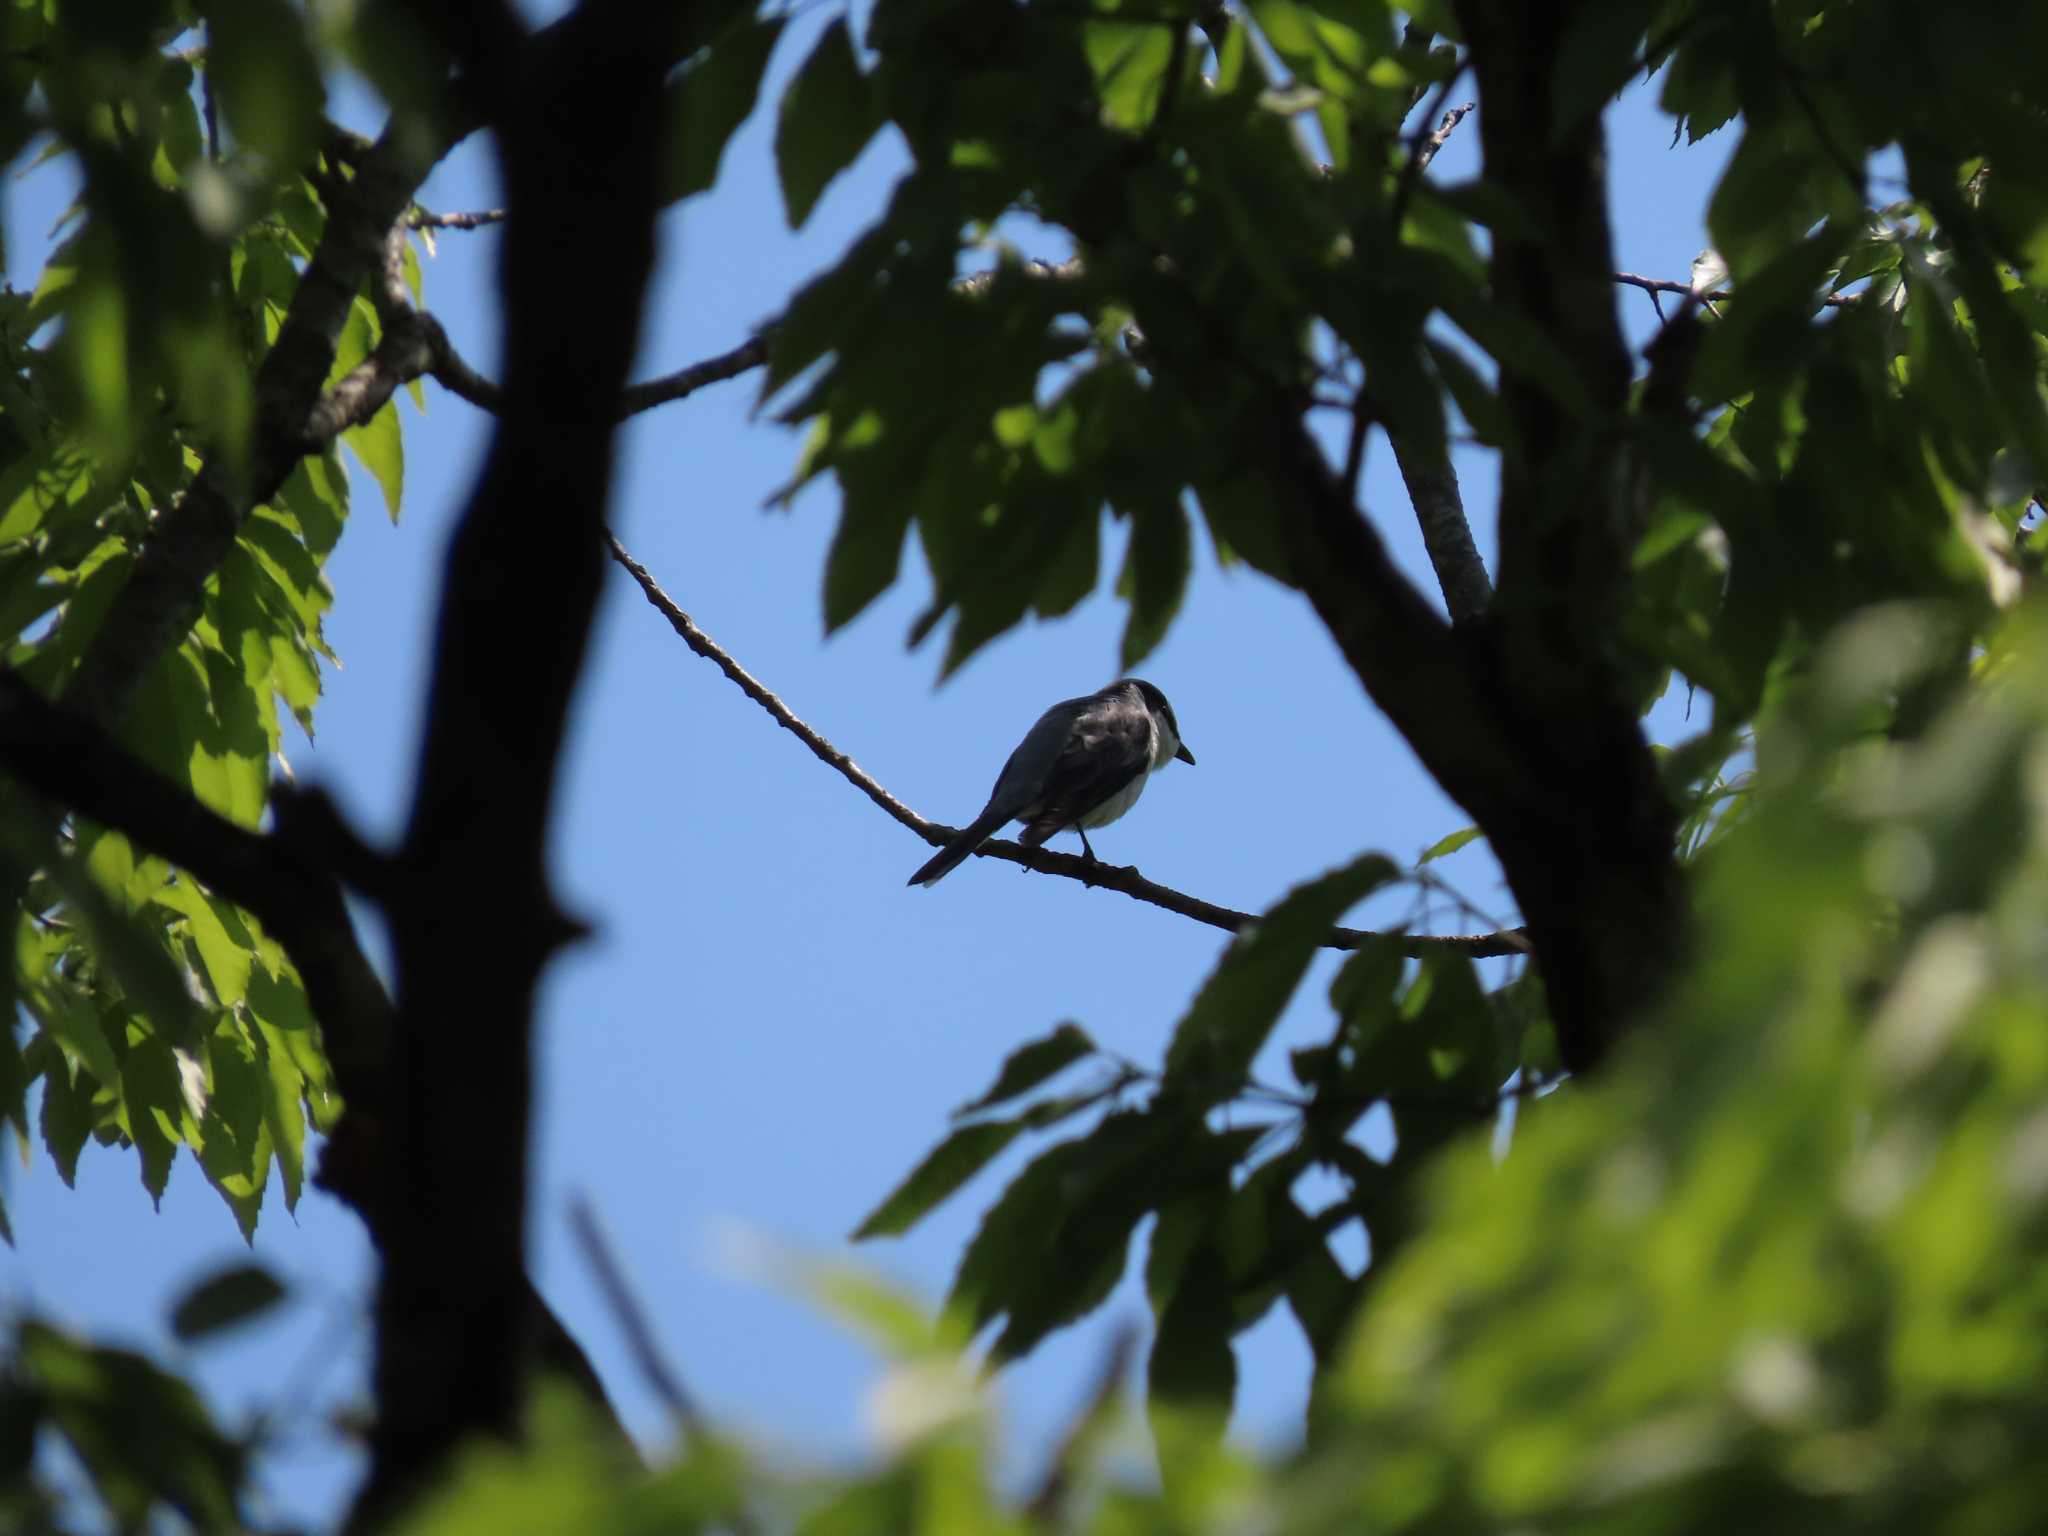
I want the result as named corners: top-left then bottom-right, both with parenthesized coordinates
top-left (1176, 743), bottom-right (1196, 765)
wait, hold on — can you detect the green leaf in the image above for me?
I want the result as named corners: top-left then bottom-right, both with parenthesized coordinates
top-left (853, 1120), bottom-right (1029, 1240)
top-left (1426, 339), bottom-right (1512, 449)
top-left (38, 1047), bottom-right (97, 1186)
top-left (1270, 1194), bottom-right (1351, 1358)
top-left (197, 1018), bottom-right (271, 1240)
top-left (25, 980), bottom-right (122, 1091)
top-left (1418, 825), bottom-right (1480, 863)
top-left (258, 1035), bottom-right (307, 1211)
top-left (199, 0), bottom-right (326, 170)
top-left (1084, 18), bottom-right (1176, 133)
top-left (168, 1263), bottom-right (286, 1342)
top-left (45, 845), bottom-right (208, 1054)
top-left (952, 1111), bottom-right (1184, 1356)
top-left (775, 18), bottom-right (881, 229)
top-left (822, 481), bottom-right (913, 632)
top-left (154, 880), bottom-right (253, 1010)
top-left (120, 1030), bottom-right (201, 1206)
top-left (342, 401), bottom-right (403, 522)
top-left (1550, 0), bottom-right (1647, 130)
top-left (0, 1011), bottom-right (27, 1144)
top-left (1118, 498), bottom-right (1193, 669)
top-left (662, 17), bottom-right (787, 205)
top-left (954, 1022), bottom-right (1097, 1117)
top-left (1148, 1234), bottom-right (1237, 1413)
top-left (800, 1265), bottom-right (955, 1360)
top-left (18, 1321), bottom-right (244, 1531)
top-left (1162, 854), bottom-right (1399, 1101)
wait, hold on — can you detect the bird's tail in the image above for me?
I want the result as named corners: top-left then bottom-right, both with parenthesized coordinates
top-left (908, 807), bottom-right (1011, 887)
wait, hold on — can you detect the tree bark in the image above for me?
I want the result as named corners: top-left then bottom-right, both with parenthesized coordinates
top-left (354, 2), bottom-right (680, 1523)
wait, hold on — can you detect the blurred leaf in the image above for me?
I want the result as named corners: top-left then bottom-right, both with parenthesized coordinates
top-left (18, 1320), bottom-right (244, 1533)
top-left (1084, 16), bottom-right (1175, 133)
top-left (662, 17), bottom-right (786, 204)
top-left (200, 0), bottom-right (325, 170)
top-left (1117, 497), bottom-right (1192, 669)
top-left (775, 18), bottom-right (881, 229)
top-left (1147, 1233), bottom-right (1236, 1413)
top-left (168, 1263), bottom-right (285, 1342)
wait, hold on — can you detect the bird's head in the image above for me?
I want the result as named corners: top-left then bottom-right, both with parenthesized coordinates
top-left (1126, 679), bottom-right (1195, 769)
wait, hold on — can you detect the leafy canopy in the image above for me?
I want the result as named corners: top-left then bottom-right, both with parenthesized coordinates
top-left (5, 0), bottom-right (2048, 1530)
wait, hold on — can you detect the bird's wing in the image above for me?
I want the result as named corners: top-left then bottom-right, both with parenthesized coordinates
top-left (982, 696), bottom-right (1094, 820)
top-left (1019, 697), bottom-right (1151, 838)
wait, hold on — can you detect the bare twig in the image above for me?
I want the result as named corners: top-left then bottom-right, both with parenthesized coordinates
top-left (566, 1196), bottom-right (702, 1434)
top-left (1388, 85), bottom-right (1473, 233)
top-left (1414, 99), bottom-right (1476, 175)
top-left (617, 333), bottom-right (773, 416)
top-left (1612, 270), bottom-right (1860, 308)
top-left (603, 534), bottom-right (1528, 959)
top-left (406, 206), bottom-right (507, 230)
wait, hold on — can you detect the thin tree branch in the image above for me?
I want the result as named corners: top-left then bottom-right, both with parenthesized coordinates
top-left (1341, 85), bottom-right (1496, 629)
top-left (617, 333), bottom-right (773, 416)
top-left (1612, 270), bottom-right (1861, 308)
top-left (1388, 87), bottom-right (1473, 232)
top-left (406, 205), bottom-right (506, 230)
top-left (1414, 99), bottom-right (1475, 174)
top-left (1390, 434), bottom-right (1490, 625)
top-left (603, 534), bottom-right (1527, 959)
top-left (567, 1196), bottom-right (702, 1434)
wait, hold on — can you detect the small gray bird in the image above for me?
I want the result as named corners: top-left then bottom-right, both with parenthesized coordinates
top-left (908, 679), bottom-right (1195, 887)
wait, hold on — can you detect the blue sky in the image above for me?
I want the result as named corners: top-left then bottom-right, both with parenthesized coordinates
top-left (0, 13), bottom-right (1733, 1528)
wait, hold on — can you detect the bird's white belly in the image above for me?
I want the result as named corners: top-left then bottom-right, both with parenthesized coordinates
top-left (1078, 771), bottom-right (1148, 829)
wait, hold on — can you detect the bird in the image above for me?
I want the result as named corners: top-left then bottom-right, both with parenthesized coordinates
top-left (907, 679), bottom-right (1195, 887)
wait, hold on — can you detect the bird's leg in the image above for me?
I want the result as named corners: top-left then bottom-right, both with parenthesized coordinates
top-left (1076, 826), bottom-right (1098, 861)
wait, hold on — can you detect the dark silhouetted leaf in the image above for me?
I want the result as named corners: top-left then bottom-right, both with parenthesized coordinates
top-left (1163, 854), bottom-right (1399, 1101)
top-left (168, 1263), bottom-right (286, 1342)
top-left (663, 17), bottom-right (786, 205)
top-left (954, 1022), bottom-right (1097, 1117)
top-left (775, 18), bottom-right (881, 229)
top-left (853, 1120), bottom-right (1028, 1239)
